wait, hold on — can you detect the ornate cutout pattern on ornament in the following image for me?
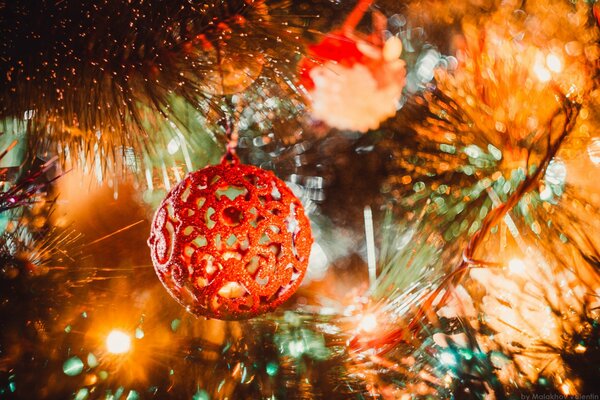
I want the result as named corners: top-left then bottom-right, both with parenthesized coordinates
top-left (148, 161), bottom-right (312, 320)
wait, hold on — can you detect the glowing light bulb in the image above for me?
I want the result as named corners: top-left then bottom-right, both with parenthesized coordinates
top-left (358, 314), bottom-right (377, 333)
top-left (106, 330), bottom-right (131, 354)
top-left (508, 258), bottom-right (526, 275)
top-left (560, 382), bottom-right (572, 396)
top-left (546, 53), bottom-right (562, 73)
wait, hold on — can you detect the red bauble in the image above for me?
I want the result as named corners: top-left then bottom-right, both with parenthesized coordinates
top-left (148, 157), bottom-right (312, 320)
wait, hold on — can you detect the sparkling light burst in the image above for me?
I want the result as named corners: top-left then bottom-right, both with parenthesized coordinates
top-left (358, 314), bottom-right (378, 333)
top-left (106, 330), bottom-right (132, 354)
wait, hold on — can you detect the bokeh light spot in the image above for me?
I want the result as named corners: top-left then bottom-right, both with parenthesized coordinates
top-left (63, 356), bottom-right (84, 376)
top-left (106, 330), bottom-right (131, 354)
top-left (508, 258), bottom-right (526, 275)
top-left (358, 314), bottom-right (377, 333)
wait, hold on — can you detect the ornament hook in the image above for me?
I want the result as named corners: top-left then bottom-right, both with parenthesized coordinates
top-left (219, 103), bottom-right (240, 165)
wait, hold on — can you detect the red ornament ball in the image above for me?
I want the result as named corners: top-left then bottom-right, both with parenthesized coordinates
top-left (148, 158), bottom-right (313, 320)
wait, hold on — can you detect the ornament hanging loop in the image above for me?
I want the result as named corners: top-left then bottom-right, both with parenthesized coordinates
top-left (220, 120), bottom-right (239, 165)
top-left (215, 44), bottom-right (240, 165)
top-left (221, 143), bottom-right (240, 165)
top-left (219, 96), bottom-right (240, 165)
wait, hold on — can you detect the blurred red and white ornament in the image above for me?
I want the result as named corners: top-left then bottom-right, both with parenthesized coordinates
top-left (298, 0), bottom-right (406, 132)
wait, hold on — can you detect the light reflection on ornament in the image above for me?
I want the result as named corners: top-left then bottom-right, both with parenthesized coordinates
top-left (106, 330), bottom-right (131, 354)
top-left (304, 242), bottom-right (328, 283)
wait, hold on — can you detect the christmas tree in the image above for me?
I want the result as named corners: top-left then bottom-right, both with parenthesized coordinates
top-left (1, 0), bottom-right (599, 398)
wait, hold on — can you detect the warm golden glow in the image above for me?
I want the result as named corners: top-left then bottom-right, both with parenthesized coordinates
top-left (106, 330), bottom-right (131, 354)
top-left (574, 344), bottom-right (587, 354)
top-left (560, 382), bottom-right (573, 396)
top-left (508, 258), bottom-right (526, 275)
top-left (546, 53), bottom-right (562, 73)
top-left (358, 314), bottom-right (378, 333)
top-left (533, 63), bottom-right (551, 82)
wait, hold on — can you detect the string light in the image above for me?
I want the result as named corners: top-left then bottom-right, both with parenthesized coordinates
top-left (560, 382), bottom-right (573, 396)
top-left (508, 258), bottom-right (526, 275)
top-left (106, 330), bottom-right (132, 354)
top-left (533, 63), bottom-right (551, 82)
top-left (574, 344), bottom-right (587, 354)
top-left (358, 314), bottom-right (378, 333)
top-left (546, 53), bottom-right (562, 73)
